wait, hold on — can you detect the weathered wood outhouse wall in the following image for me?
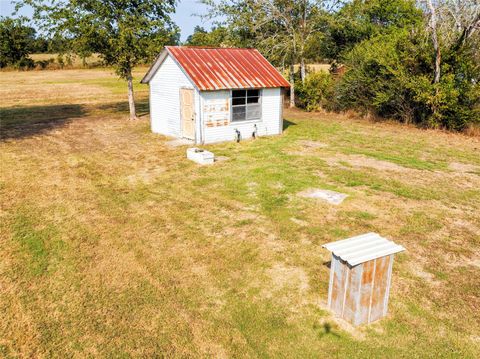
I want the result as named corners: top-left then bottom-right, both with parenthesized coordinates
top-left (323, 232), bottom-right (405, 326)
top-left (328, 254), bottom-right (394, 326)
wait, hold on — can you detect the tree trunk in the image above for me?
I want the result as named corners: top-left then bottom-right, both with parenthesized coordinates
top-left (289, 62), bottom-right (295, 108)
top-left (300, 57), bottom-right (306, 83)
top-left (127, 68), bottom-right (138, 120)
top-left (427, 0), bottom-right (441, 84)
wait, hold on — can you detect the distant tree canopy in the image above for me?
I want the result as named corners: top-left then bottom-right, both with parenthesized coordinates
top-left (0, 15), bottom-right (73, 69)
top-left (0, 16), bottom-right (36, 68)
top-left (17, 0), bottom-right (179, 120)
top-left (322, 0), bottom-right (423, 59)
top-left (184, 26), bottom-right (231, 47)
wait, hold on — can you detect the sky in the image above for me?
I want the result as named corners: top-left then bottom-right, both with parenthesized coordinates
top-left (0, 0), bottom-right (214, 42)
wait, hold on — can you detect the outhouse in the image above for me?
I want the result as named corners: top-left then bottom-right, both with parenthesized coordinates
top-left (141, 46), bottom-right (290, 144)
top-left (322, 233), bottom-right (405, 326)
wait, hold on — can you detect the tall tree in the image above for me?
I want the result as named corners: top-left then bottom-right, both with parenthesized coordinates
top-left (202, 0), bottom-right (332, 107)
top-left (324, 0), bottom-right (422, 60)
top-left (421, 0), bottom-right (480, 84)
top-left (17, 0), bottom-right (179, 120)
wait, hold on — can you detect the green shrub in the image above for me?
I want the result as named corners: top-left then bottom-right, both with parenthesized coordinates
top-left (35, 58), bottom-right (55, 70)
top-left (14, 57), bottom-right (35, 70)
top-left (335, 29), bottom-right (479, 130)
top-left (295, 71), bottom-right (335, 111)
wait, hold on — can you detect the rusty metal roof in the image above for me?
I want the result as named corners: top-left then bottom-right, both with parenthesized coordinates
top-left (322, 233), bottom-right (405, 266)
top-left (141, 46), bottom-right (290, 90)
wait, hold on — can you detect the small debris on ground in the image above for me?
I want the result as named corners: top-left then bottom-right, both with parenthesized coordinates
top-left (298, 188), bottom-right (348, 205)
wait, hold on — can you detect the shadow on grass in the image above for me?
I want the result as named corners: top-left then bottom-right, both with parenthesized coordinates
top-left (283, 119), bottom-right (296, 130)
top-left (97, 99), bottom-right (149, 118)
top-left (318, 322), bottom-right (341, 338)
top-left (1, 104), bottom-right (87, 140)
top-left (1, 99), bottom-right (149, 140)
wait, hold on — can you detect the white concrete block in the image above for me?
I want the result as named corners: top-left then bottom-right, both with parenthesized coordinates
top-left (187, 148), bottom-right (214, 165)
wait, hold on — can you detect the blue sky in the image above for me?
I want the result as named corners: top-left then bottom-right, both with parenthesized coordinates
top-left (0, 0), bottom-right (214, 42)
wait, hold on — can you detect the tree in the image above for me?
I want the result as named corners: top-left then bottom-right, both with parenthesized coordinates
top-left (323, 0), bottom-right (422, 59)
top-left (17, 0), bottom-right (179, 120)
top-left (185, 25), bottom-right (230, 46)
top-left (0, 16), bottom-right (36, 68)
top-left (202, 0), bottom-right (333, 108)
top-left (417, 0), bottom-right (480, 121)
top-left (421, 0), bottom-right (480, 84)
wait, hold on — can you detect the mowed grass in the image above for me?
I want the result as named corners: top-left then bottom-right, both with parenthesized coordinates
top-left (1, 68), bottom-right (480, 358)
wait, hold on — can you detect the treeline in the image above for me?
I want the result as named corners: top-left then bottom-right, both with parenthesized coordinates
top-left (193, 0), bottom-right (479, 131)
top-left (0, 17), bottom-right (71, 69)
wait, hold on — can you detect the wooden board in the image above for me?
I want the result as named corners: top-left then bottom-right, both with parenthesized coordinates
top-left (180, 88), bottom-right (195, 140)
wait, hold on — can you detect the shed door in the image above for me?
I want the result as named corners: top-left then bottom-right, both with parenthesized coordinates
top-left (180, 88), bottom-right (195, 139)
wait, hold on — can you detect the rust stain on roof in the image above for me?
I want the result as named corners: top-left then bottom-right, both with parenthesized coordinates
top-left (143, 46), bottom-right (290, 90)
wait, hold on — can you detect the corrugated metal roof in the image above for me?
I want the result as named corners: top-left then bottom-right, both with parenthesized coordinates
top-left (141, 46), bottom-right (290, 90)
top-left (322, 233), bottom-right (405, 266)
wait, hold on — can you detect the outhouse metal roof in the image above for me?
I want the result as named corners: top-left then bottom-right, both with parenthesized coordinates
top-left (141, 46), bottom-right (291, 90)
top-left (322, 232), bottom-right (405, 266)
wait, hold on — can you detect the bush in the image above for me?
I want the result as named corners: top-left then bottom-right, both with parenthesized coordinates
top-left (295, 71), bottom-right (335, 111)
top-left (335, 29), bottom-right (479, 130)
top-left (35, 58), bottom-right (55, 70)
top-left (14, 57), bottom-right (35, 70)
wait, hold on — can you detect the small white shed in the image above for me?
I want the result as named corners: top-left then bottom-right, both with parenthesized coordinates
top-left (141, 46), bottom-right (290, 144)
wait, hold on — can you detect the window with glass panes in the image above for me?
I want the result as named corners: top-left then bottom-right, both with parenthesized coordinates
top-left (231, 89), bottom-right (261, 122)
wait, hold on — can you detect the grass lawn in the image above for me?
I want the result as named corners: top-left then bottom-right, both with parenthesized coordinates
top-left (1, 68), bottom-right (479, 358)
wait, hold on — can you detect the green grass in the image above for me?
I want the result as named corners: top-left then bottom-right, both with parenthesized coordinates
top-left (1, 69), bottom-right (479, 357)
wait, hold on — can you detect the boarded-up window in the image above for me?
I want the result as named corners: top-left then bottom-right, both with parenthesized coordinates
top-left (231, 89), bottom-right (261, 122)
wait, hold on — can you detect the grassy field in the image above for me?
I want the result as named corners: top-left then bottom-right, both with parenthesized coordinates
top-left (1, 68), bottom-right (479, 358)
top-left (29, 53), bottom-right (103, 67)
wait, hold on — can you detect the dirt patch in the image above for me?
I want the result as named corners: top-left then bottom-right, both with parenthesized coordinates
top-left (325, 154), bottom-right (410, 172)
top-left (406, 261), bottom-right (441, 286)
top-left (298, 188), bottom-right (348, 205)
top-left (215, 156), bottom-right (230, 162)
top-left (449, 162), bottom-right (479, 174)
top-left (266, 263), bottom-right (310, 294)
top-left (125, 167), bottom-right (165, 185)
top-left (298, 140), bottom-right (329, 149)
top-left (286, 139), bottom-right (329, 155)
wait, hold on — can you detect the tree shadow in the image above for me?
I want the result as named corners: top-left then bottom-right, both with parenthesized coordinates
top-left (283, 119), bottom-right (296, 130)
top-left (97, 98), bottom-right (149, 118)
top-left (1, 99), bottom-right (151, 141)
top-left (1, 104), bottom-right (87, 141)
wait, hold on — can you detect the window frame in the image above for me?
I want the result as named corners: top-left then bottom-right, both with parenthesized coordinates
top-left (230, 89), bottom-right (263, 123)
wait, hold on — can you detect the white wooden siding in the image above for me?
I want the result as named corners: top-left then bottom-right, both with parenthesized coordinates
top-left (201, 88), bottom-right (282, 144)
top-left (149, 55), bottom-right (198, 137)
